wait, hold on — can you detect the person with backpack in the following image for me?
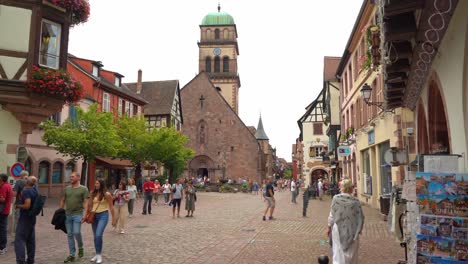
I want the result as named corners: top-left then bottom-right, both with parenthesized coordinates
top-left (14, 176), bottom-right (38, 264)
top-left (60, 172), bottom-right (89, 263)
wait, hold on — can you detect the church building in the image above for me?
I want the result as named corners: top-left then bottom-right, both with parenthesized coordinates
top-left (181, 6), bottom-right (273, 183)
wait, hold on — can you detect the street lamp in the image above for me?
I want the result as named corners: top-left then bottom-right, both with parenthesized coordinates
top-left (360, 83), bottom-right (383, 108)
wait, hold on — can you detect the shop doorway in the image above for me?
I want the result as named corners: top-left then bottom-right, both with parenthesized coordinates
top-left (310, 169), bottom-right (328, 184)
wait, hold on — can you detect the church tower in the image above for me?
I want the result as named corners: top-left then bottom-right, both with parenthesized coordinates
top-left (198, 4), bottom-right (241, 113)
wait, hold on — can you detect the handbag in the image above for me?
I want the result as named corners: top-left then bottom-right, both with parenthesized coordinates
top-left (86, 198), bottom-right (102, 224)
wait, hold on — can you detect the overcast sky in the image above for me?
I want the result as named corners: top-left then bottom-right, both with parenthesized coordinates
top-left (69, 0), bottom-right (363, 162)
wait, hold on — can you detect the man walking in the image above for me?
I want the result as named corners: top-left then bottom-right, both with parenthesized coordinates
top-left (142, 177), bottom-right (155, 215)
top-left (318, 179), bottom-right (324, 201)
top-left (60, 172), bottom-right (89, 263)
top-left (290, 179), bottom-right (297, 204)
top-left (0, 173), bottom-right (13, 255)
top-left (14, 176), bottom-right (38, 264)
top-left (263, 176), bottom-right (275, 221)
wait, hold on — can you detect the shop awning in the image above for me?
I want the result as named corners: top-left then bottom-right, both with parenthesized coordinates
top-left (95, 157), bottom-right (134, 169)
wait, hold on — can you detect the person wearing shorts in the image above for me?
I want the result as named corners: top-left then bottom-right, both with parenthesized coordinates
top-left (263, 176), bottom-right (276, 221)
top-left (171, 179), bottom-right (184, 218)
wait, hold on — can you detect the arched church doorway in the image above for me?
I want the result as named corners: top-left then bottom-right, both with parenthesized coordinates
top-left (189, 155), bottom-right (215, 180)
top-left (197, 168), bottom-right (208, 177)
top-left (310, 168), bottom-right (328, 185)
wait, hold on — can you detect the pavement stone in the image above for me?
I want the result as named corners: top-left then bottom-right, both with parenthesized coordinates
top-left (1, 190), bottom-right (404, 264)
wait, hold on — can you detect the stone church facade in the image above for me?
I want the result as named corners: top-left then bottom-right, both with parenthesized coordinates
top-left (180, 7), bottom-right (273, 183)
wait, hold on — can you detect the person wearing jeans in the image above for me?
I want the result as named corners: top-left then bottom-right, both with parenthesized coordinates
top-left (14, 176), bottom-right (38, 264)
top-left (60, 172), bottom-right (89, 263)
top-left (141, 177), bottom-right (155, 215)
top-left (85, 179), bottom-right (115, 264)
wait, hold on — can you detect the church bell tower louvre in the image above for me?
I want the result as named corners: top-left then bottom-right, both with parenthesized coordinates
top-left (198, 4), bottom-right (241, 114)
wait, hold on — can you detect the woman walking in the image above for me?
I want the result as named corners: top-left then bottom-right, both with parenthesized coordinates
top-left (153, 179), bottom-right (161, 205)
top-left (171, 179), bottom-right (184, 218)
top-left (185, 181), bottom-right (196, 217)
top-left (126, 179), bottom-right (137, 218)
top-left (162, 179), bottom-right (171, 205)
top-left (326, 179), bottom-right (364, 264)
top-left (113, 181), bottom-right (129, 234)
top-left (85, 179), bottom-right (115, 264)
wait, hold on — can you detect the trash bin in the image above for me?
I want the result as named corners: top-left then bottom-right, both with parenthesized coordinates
top-left (380, 194), bottom-right (391, 215)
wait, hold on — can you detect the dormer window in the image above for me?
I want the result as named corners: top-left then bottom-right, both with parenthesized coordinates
top-left (92, 65), bottom-right (98, 77)
top-left (114, 76), bottom-right (120, 87)
top-left (39, 19), bottom-right (61, 69)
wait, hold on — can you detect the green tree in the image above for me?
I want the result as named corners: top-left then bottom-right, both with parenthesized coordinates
top-left (283, 168), bottom-right (293, 179)
top-left (146, 127), bottom-right (194, 183)
top-left (41, 104), bottom-right (121, 185)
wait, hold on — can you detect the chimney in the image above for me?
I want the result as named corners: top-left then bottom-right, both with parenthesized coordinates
top-left (136, 69), bottom-right (142, 94)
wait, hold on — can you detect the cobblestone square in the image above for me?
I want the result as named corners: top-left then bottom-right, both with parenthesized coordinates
top-left (2, 191), bottom-right (404, 264)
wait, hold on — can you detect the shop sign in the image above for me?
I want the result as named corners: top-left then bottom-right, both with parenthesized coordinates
top-left (337, 146), bottom-right (351, 157)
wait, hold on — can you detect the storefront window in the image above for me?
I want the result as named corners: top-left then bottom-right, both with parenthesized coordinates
top-left (64, 162), bottom-right (75, 183)
top-left (24, 158), bottom-right (32, 174)
top-left (362, 149), bottom-right (372, 194)
top-left (52, 162), bottom-right (63, 184)
top-left (379, 142), bottom-right (392, 194)
top-left (39, 161), bottom-right (50, 184)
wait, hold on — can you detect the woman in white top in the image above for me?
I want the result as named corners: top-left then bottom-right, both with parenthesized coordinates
top-left (126, 178), bottom-right (137, 217)
top-left (162, 179), bottom-right (171, 205)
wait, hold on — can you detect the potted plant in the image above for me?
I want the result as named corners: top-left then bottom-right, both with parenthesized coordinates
top-left (47, 0), bottom-right (91, 25)
top-left (26, 65), bottom-right (84, 103)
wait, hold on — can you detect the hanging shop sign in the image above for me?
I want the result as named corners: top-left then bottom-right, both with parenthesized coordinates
top-left (337, 146), bottom-right (351, 157)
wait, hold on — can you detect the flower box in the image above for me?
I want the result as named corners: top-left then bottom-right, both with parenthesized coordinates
top-left (26, 65), bottom-right (84, 103)
top-left (47, 0), bottom-right (90, 25)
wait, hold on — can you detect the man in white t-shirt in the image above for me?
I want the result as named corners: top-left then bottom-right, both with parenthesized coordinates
top-left (290, 180), bottom-right (297, 203)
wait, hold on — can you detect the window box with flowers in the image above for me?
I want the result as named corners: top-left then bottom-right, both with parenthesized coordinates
top-left (26, 65), bottom-right (84, 103)
top-left (46, 0), bottom-right (91, 26)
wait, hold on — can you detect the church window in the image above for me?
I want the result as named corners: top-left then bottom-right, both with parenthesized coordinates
top-left (198, 120), bottom-right (207, 145)
top-left (223, 56), bottom-right (229, 72)
top-left (215, 28), bottom-right (220, 39)
top-left (214, 56), bottom-right (220, 72)
top-left (205, 57), bottom-right (211, 72)
top-left (223, 29), bottom-right (229, 39)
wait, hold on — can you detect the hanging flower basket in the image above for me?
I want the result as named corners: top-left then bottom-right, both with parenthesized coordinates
top-left (47, 0), bottom-right (90, 25)
top-left (26, 65), bottom-right (84, 103)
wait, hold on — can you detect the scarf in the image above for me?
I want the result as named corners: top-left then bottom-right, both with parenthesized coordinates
top-left (330, 193), bottom-right (364, 250)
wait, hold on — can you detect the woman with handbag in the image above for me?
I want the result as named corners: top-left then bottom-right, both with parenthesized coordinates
top-left (113, 181), bottom-right (129, 234)
top-left (85, 179), bottom-right (116, 264)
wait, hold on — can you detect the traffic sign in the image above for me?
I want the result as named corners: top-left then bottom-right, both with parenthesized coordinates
top-left (10, 162), bottom-right (25, 178)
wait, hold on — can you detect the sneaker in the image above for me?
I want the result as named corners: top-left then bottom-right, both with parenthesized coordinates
top-left (64, 255), bottom-right (75, 263)
top-left (142, 212), bottom-right (147, 215)
top-left (262, 216), bottom-right (266, 221)
top-left (119, 230), bottom-right (125, 234)
top-left (128, 214), bottom-right (133, 218)
top-left (0, 248), bottom-right (6, 255)
top-left (78, 248), bottom-right (84, 258)
top-left (269, 216), bottom-right (275, 220)
top-left (90, 255), bottom-right (97, 262)
top-left (96, 254), bottom-right (102, 264)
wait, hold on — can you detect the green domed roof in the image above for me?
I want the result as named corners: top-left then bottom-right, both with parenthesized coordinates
top-left (201, 12), bottom-right (235, 26)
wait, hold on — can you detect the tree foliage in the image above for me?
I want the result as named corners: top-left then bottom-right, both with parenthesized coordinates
top-left (283, 168), bottom-right (293, 179)
top-left (42, 104), bottom-right (194, 184)
top-left (41, 104), bottom-right (121, 162)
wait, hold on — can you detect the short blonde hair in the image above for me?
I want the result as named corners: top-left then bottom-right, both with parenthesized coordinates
top-left (340, 179), bottom-right (354, 194)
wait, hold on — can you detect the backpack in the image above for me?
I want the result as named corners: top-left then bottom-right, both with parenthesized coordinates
top-left (29, 194), bottom-right (47, 216)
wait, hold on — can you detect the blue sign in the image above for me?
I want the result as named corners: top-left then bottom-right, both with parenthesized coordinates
top-left (368, 130), bottom-right (375, 145)
top-left (10, 162), bottom-right (25, 178)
